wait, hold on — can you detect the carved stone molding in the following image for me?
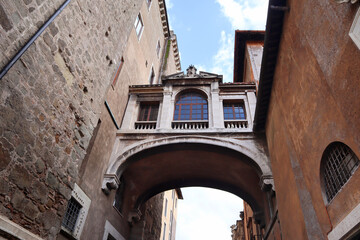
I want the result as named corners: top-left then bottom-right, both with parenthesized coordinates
top-left (260, 174), bottom-right (275, 191)
top-left (128, 209), bottom-right (142, 224)
top-left (102, 174), bottom-right (120, 195)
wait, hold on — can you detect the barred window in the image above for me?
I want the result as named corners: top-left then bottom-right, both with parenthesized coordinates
top-left (322, 142), bottom-right (359, 202)
top-left (174, 92), bottom-right (208, 120)
top-left (62, 197), bottom-right (82, 233)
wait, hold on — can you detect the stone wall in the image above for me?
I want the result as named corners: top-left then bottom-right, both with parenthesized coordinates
top-left (0, 0), bottom-right (143, 238)
top-left (266, 0), bottom-right (360, 239)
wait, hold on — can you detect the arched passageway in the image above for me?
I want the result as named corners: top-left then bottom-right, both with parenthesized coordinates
top-left (102, 136), bottom-right (275, 228)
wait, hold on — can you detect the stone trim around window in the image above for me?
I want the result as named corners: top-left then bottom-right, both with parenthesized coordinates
top-left (349, 6), bottom-right (360, 50)
top-left (0, 214), bottom-right (43, 240)
top-left (61, 183), bottom-right (91, 239)
top-left (102, 220), bottom-right (125, 240)
top-left (328, 201), bottom-right (360, 240)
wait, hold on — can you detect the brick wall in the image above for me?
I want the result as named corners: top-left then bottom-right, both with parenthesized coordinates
top-left (0, 0), bottom-right (143, 238)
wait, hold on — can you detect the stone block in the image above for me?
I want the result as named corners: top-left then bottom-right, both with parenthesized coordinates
top-left (31, 180), bottom-right (48, 204)
top-left (40, 209), bottom-right (61, 231)
top-left (46, 172), bottom-right (59, 190)
top-left (0, 143), bottom-right (11, 171)
top-left (9, 164), bottom-right (34, 190)
top-left (0, 4), bottom-right (13, 31)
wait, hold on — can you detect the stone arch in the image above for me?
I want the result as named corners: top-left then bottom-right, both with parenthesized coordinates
top-left (103, 135), bottom-right (273, 184)
top-left (172, 87), bottom-right (210, 102)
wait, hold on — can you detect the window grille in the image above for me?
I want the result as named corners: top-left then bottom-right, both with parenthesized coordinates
top-left (323, 142), bottom-right (359, 202)
top-left (223, 102), bottom-right (246, 120)
top-left (174, 92), bottom-right (208, 120)
top-left (62, 197), bottom-right (82, 233)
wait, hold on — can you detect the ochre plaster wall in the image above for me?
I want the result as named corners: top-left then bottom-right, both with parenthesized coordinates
top-left (266, 0), bottom-right (360, 239)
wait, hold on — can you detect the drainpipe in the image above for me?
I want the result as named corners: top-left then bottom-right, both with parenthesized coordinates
top-left (0, 0), bottom-right (71, 80)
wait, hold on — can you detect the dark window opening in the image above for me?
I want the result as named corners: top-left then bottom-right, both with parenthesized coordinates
top-left (107, 234), bottom-right (117, 240)
top-left (138, 103), bottom-right (159, 121)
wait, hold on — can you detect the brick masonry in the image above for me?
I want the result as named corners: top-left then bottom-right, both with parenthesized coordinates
top-left (0, 0), bottom-right (143, 238)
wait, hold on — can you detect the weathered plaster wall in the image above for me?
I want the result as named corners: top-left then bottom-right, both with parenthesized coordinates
top-left (0, 0), bottom-right (143, 238)
top-left (77, 1), bottom-right (177, 239)
top-left (266, 0), bottom-right (360, 239)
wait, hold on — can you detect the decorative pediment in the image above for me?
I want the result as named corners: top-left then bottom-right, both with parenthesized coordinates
top-left (162, 65), bottom-right (222, 80)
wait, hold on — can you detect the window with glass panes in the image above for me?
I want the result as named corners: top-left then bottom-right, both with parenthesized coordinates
top-left (223, 102), bottom-right (245, 120)
top-left (138, 103), bottom-right (159, 121)
top-left (174, 93), bottom-right (208, 120)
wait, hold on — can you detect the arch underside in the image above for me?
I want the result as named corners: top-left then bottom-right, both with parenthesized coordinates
top-left (109, 141), bottom-right (273, 224)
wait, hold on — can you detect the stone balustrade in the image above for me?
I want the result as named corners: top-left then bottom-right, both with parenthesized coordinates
top-left (134, 121), bottom-right (157, 130)
top-left (224, 120), bottom-right (248, 129)
top-left (171, 120), bottom-right (209, 130)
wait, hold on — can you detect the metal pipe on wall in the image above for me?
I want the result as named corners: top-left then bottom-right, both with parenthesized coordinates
top-left (0, 0), bottom-right (71, 80)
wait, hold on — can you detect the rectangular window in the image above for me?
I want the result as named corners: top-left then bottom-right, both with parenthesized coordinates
top-left (149, 67), bottom-right (155, 85)
top-left (138, 103), bottom-right (159, 121)
top-left (164, 198), bottom-right (168, 217)
top-left (223, 102), bottom-right (246, 120)
top-left (112, 57), bottom-right (124, 87)
top-left (147, 0), bottom-right (152, 9)
top-left (156, 40), bottom-right (161, 58)
top-left (163, 223), bottom-right (166, 240)
top-left (134, 13), bottom-right (144, 39)
top-left (62, 197), bottom-right (82, 233)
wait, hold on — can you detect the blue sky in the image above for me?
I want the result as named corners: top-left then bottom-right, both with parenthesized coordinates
top-left (166, 0), bottom-right (268, 82)
top-left (164, 0), bottom-right (268, 239)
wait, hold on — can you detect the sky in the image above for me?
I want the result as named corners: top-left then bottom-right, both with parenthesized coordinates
top-left (165, 0), bottom-right (268, 83)
top-left (164, 1), bottom-right (268, 239)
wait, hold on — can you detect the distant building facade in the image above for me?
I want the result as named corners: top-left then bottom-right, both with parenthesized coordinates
top-left (159, 189), bottom-right (182, 240)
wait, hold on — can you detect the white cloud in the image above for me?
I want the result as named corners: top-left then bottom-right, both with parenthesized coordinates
top-left (176, 187), bottom-right (243, 240)
top-left (216, 0), bottom-right (268, 30)
top-left (165, 0), bottom-right (173, 9)
top-left (210, 31), bottom-right (234, 83)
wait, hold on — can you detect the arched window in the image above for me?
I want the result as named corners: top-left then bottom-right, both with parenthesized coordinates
top-left (173, 92), bottom-right (208, 120)
top-left (322, 142), bottom-right (359, 202)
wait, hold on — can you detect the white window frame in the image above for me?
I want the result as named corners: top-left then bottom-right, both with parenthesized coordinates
top-left (349, 7), bottom-right (360, 50)
top-left (102, 220), bottom-right (125, 240)
top-left (134, 13), bottom-right (144, 40)
top-left (61, 184), bottom-right (91, 239)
